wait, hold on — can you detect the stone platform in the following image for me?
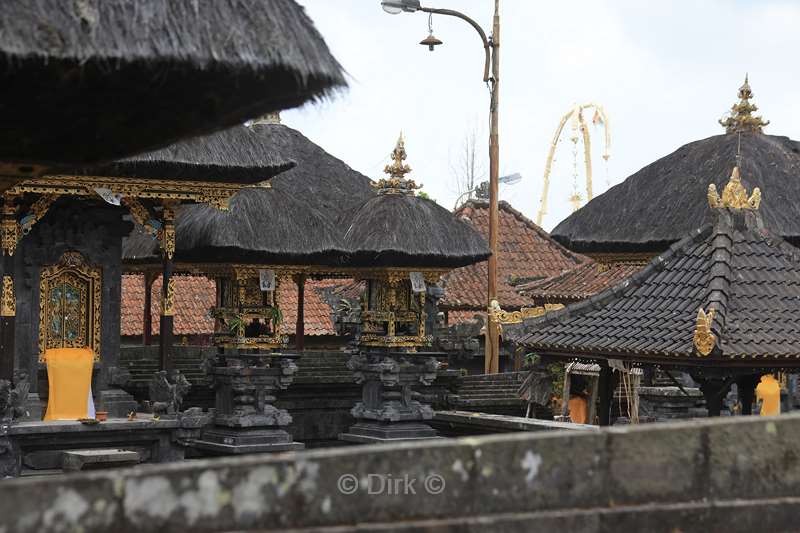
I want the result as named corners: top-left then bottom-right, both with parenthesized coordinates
top-left (0, 414), bottom-right (204, 477)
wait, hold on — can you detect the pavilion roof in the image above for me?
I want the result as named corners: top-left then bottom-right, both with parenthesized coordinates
top-left (0, 0), bottom-right (345, 171)
top-left (511, 177), bottom-right (800, 365)
top-left (123, 122), bottom-right (374, 265)
top-left (516, 261), bottom-right (643, 304)
top-left (439, 200), bottom-right (587, 311)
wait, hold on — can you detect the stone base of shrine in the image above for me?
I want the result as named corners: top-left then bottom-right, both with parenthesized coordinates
top-left (339, 421), bottom-right (439, 443)
top-left (0, 415), bottom-right (188, 477)
top-left (192, 427), bottom-right (304, 455)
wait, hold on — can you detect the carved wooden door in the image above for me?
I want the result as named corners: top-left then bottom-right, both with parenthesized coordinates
top-left (39, 252), bottom-right (101, 361)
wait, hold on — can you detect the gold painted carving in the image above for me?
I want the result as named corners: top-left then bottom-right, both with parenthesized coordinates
top-left (122, 197), bottom-right (160, 237)
top-left (161, 277), bottom-right (175, 316)
top-left (488, 300), bottom-right (565, 324)
top-left (39, 251), bottom-right (102, 362)
top-left (1, 275), bottom-right (15, 317)
top-left (693, 307), bottom-right (716, 357)
top-left (708, 167), bottom-right (761, 210)
top-left (6, 175), bottom-right (259, 211)
top-left (719, 75), bottom-right (769, 134)
top-left (19, 194), bottom-right (59, 236)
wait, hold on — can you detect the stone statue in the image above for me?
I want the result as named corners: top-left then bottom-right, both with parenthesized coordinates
top-left (148, 370), bottom-right (191, 416)
top-left (0, 371), bottom-right (29, 423)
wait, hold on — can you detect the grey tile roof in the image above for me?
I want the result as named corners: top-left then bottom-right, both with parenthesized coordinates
top-left (511, 207), bottom-right (800, 365)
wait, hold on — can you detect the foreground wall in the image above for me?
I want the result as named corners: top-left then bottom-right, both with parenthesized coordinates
top-left (3, 413), bottom-right (800, 532)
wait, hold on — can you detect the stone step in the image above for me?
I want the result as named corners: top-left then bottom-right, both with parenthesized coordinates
top-left (62, 449), bottom-right (140, 473)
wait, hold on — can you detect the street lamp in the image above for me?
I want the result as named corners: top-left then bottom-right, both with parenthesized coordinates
top-left (454, 173), bottom-right (522, 210)
top-left (382, 0), bottom-right (503, 374)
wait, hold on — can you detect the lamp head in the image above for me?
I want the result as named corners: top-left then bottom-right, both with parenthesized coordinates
top-left (419, 32), bottom-right (443, 51)
top-left (381, 0), bottom-right (421, 14)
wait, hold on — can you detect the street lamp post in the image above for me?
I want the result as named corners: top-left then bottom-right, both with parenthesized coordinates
top-left (382, 0), bottom-right (502, 374)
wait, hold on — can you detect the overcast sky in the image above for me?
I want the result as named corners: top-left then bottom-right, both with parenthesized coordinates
top-left (284, 0), bottom-right (800, 230)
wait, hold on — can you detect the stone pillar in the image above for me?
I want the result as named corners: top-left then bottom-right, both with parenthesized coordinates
top-left (193, 353), bottom-right (303, 454)
top-left (339, 351), bottom-right (441, 443)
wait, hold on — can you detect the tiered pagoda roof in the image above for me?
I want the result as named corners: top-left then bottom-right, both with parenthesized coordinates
top-left (440, 200), bottom-right (586, 316)
top-left (512, 167), bottom-right (800, 367)
top-left (551, 77), bottom-right (800, 254)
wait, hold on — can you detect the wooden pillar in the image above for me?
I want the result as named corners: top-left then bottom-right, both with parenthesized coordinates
top-left (0, 197), bottom-right (17, 382)
top-left (598, 364), bottom-right (614, 426)
top-left (295, 274), bottom-right (306, 351)
top-left (737, 375), bottom-right (759, 415)
top-left (159, 204), bottom-right (176, 372)
top-left (143, 272), bottom-right (155, 346)
top-left (698, 377), bottom-right (731, 417)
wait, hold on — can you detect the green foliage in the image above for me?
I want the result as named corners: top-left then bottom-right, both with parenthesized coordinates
top-left (417, 190), bottom-right (435, 202)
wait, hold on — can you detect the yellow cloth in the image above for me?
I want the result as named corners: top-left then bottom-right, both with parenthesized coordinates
top-left (568, 395), bottom-right (589, 424)
top-left (43, 348), bottom-right (94, 421)
top-left (756, 374), bottom-right (781, 417)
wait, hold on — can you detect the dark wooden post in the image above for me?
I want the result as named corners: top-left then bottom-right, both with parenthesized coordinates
top-left (159, 203), bottom-right (176, 372)
top-left (736, 375), bottom-right (759, 415)
top-left (598, 364), bottom-right (614, 426)
top-left (698, 377), bottom-right (731, 417)
top-left (295, 274), bottom-right (306, 351)
top-left (143, 271), bottom-right (155, 346)
top-left (0, 196), bottom-right (17, 382)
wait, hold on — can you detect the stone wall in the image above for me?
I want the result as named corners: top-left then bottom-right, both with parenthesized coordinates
top-left (3, 413), bottom-right (800, 532)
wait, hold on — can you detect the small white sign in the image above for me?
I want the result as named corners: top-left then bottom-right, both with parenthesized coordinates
top-left (410, 271), bottom-right (426, 293)
top-left (94, 187), bottom-right (123, 206)
top-left (259, 269), bottom-right (276, 292)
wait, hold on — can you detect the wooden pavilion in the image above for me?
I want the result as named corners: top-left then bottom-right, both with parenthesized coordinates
top-left (510, 166), bottom-right (800, 421)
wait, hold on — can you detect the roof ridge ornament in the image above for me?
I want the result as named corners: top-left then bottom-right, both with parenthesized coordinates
top-left (719, 74), bottom-right (769, 134)
top-left (374, 132), bottom-right (422, 195)
top-left (707, 166), bottom-right (761, 210)
top-left (693, 307), bottom-right (716, 357)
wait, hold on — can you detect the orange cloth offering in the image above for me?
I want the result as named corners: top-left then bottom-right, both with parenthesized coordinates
top-left (756, 374), bottom-right (781, 417)
top-left (568, 395), bottom-right (589, 424)
top-left (43, 348), bottom-right (94, 421)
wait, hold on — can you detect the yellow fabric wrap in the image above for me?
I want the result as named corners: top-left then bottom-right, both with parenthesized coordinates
top-left (43, 348), bottom-right (94, 421)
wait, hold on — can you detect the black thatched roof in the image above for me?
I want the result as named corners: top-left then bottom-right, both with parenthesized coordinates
top-left (0, 0), bottom-right (345, 169)
top-left (124, 123), bottom-right (375, 264)
top-left (551, 133), bottom-right (800, 253)
top-left (79, 123), bottom-right (296, 184)
top-left (511, 202), bottom-right (800, 367)
top-left (340, 193), bottom-right (491, 268)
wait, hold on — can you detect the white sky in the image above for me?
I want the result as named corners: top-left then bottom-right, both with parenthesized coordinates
top-left (284, 0), bottom-right (800, 230)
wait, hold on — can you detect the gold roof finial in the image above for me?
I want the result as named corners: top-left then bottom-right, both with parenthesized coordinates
top-left (707, 166), bottom-right (761, 210)
top-left (693, 307), bottom-right (716, 357)
top-left (719, 74), bottom-right (769, 134)
top-left (374, 132), bottom-right (421, 195)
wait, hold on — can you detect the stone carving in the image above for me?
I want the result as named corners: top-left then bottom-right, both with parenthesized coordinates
top-left (0, 371), bottom-right (29, 422)
top-left (148, 370), bottom-right (191, 416)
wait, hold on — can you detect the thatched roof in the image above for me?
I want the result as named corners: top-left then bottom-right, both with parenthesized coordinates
top-left (124, 123), bottom-right (374, 264)
top-left (511, 201), bottom-right (800, 367)
top-left (340, 193), bottom-right (491, 268)
top-left (551, 133), bottom-right (800, 253)
top-left (79, 123), bottom-right (296, 184)
top-left (0, 0), bottom-right (345, 169)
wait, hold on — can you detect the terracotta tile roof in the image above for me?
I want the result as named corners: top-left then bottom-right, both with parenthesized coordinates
top-left (440, 200), bottom-right (587, 311)
top-left (121, 275), bottom-right (340, 337)
top-left (121, 275), bottom-right (215, 336)
top-left (517, 261), bottom-right (644, 303)
top-left (512, 209), bottom-right (800, 363)
top-left (447, 309), bottom-right (486, 326)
